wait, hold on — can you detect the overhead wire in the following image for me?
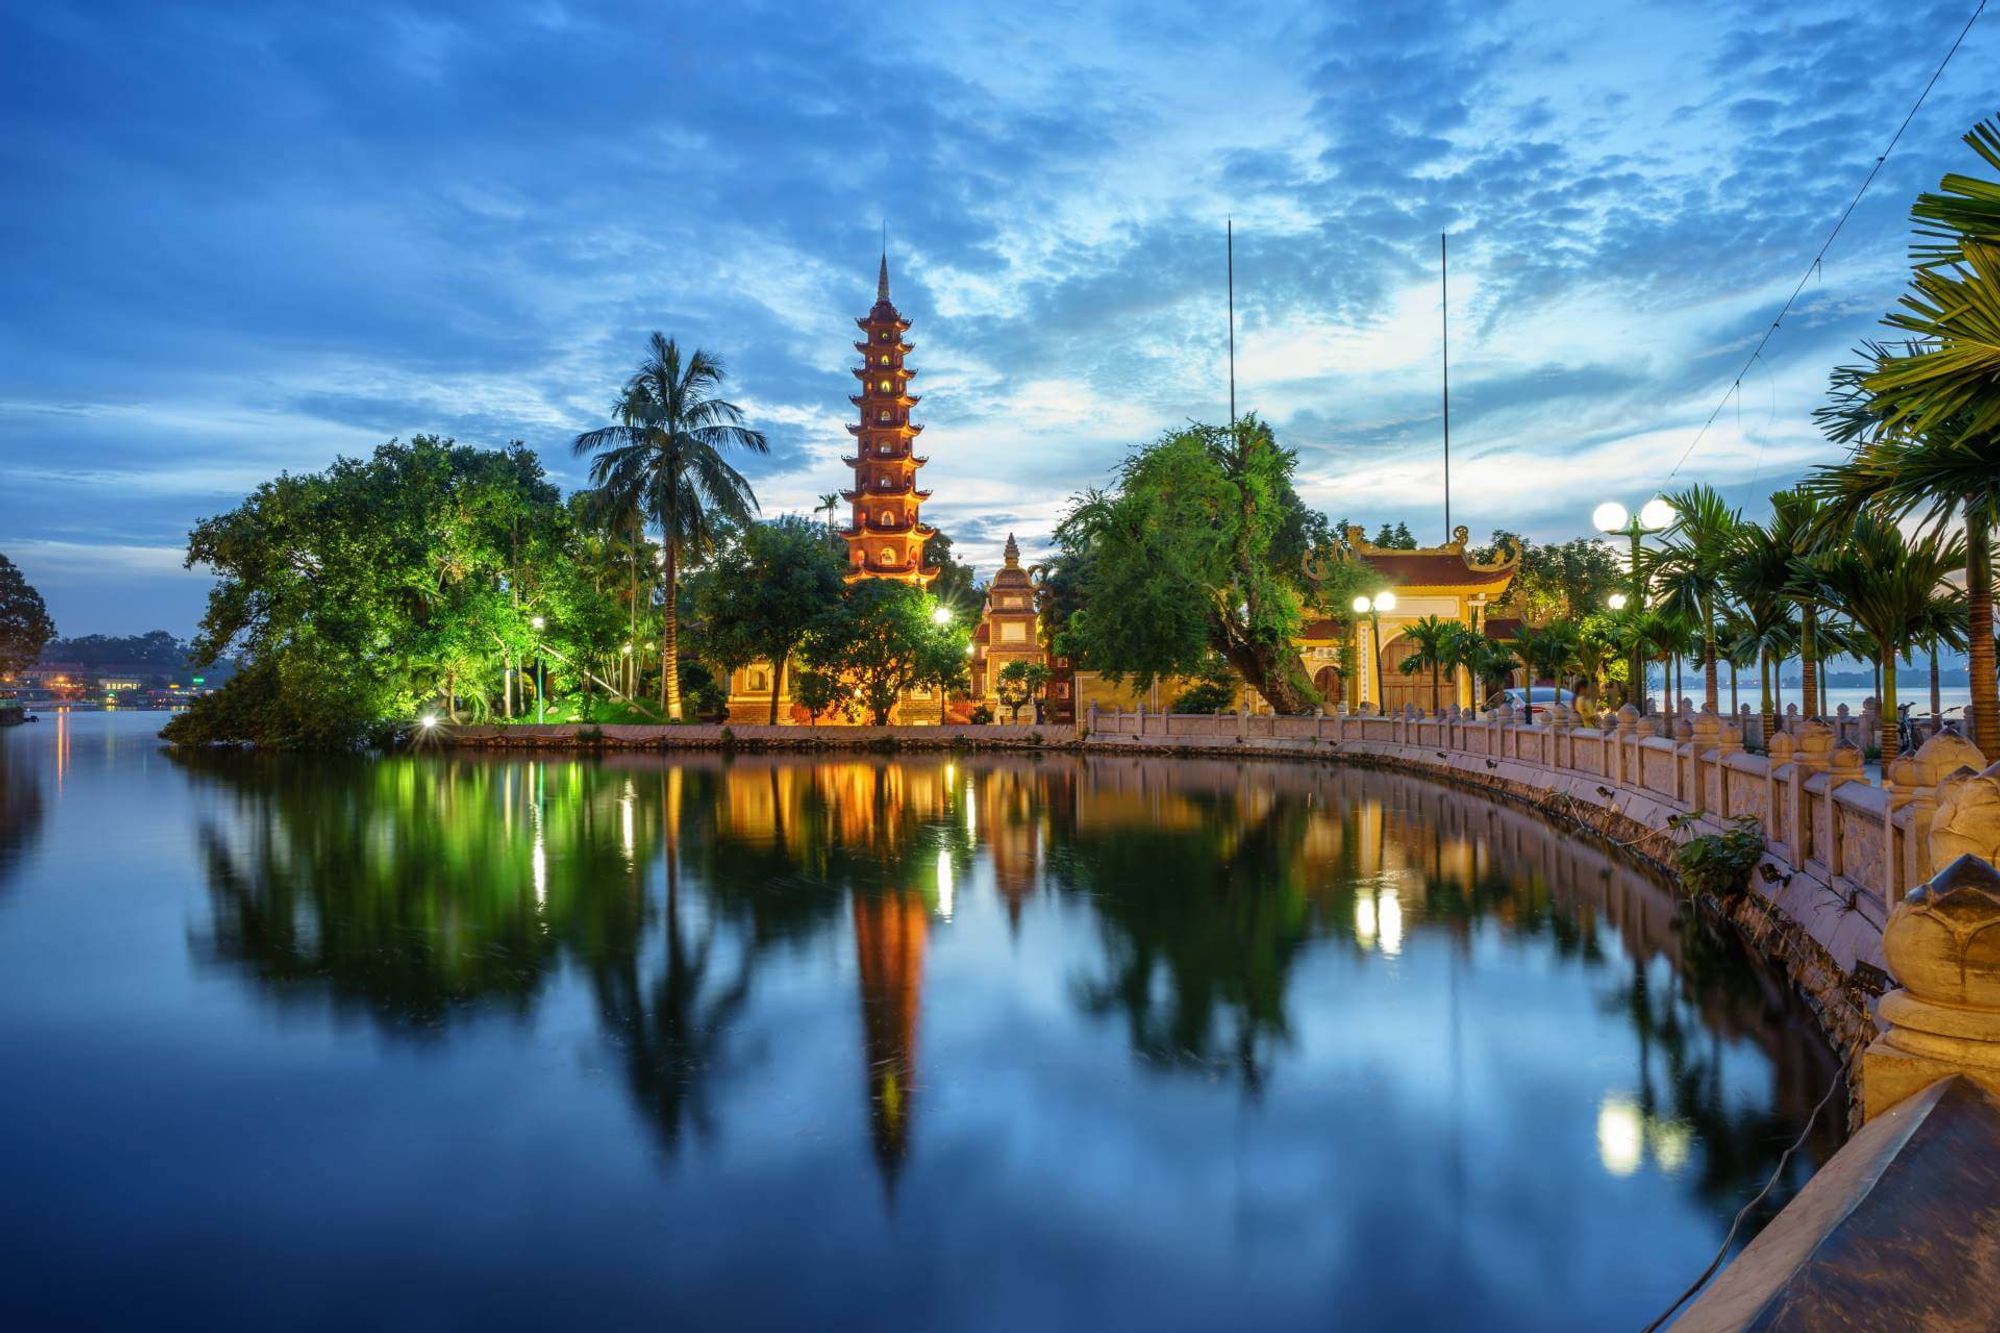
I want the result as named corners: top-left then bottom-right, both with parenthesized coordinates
top-left (1660, 0), bottom-right (1986, 485)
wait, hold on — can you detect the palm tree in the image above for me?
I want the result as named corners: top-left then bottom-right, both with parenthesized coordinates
top-left (816, 492), bottom-right (842, 542)
top-left (1507, 623), bottom-right (1580, 715)
top-left (1650, 485), bottom-right (1741, 711)
top-left (574, 335), bottom-right (768, 720)
top-left (1809, 120), bottom-right (2000, 759)
top-left (1726, 508), bottom-right (1812, 745)
top-left (1395, 614), bottom-right (1458, 714)
top-left (1808, 512), bottom-right (1966, 761)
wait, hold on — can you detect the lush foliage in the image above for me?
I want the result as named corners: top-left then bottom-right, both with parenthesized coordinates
top-left (573, 334), bottom-right (767, 720)
top-left (1055, 417), bottom-right (1330, 714)
top-left (1669, 814), bottom-right (1767, 902)
top-left (166, 436), bottom-right (571, 748)
top-left (1475, 531), bottom-right (1625, 625)
top-left (0, 553), bottom-right (56, 678)
top-left (688, 516), bottom-right (848, 724)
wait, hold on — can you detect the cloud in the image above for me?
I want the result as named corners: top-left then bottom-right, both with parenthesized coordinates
top-left (3, 0), bottom-right (1996, 627)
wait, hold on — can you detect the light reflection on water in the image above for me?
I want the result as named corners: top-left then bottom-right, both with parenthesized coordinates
top-left (0, 713), bottom-right (1844, 1331)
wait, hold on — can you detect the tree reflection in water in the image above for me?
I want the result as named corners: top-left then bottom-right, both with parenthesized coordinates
top-left (172, 748), bottom-right (1844, 1221)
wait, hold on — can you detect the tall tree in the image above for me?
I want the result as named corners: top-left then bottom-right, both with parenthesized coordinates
top-left (688, 516), bottom-right (848, 724)
top-left (1055, 417), bottom-right (1324, 714)
top-left (1394, 614), bottom-right (1458, 714)
top-left (1649, 485), bottom-right (1740, 711)
top-left (574, 334), bottom-right (767, 721)
top-left (1811, 120), bottom-right (2000, 759)
top-left (1808, 512), bottom-right (1966, 759)
top-left (0, 553), bottom-right (56, 678)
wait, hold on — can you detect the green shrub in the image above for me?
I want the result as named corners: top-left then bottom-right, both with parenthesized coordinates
top-left (1172, 680), bottom-right (1235, 714)
top-left (160, 659), bottom-right (381, 750)
top-left (969, 704), bottom-right (995, 725)
top-left (1668, 813), bottom-right (1766, 901)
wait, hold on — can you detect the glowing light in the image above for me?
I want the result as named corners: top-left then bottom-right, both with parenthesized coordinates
top-left (1596, 1096), bottom-right (1643, 1177)
top-left (620, 794), bottom-right (635, 859)
top-left (532, 832), bottom-right (547, 907)
top-left (1354, 894), bottom-right (1377, 948)
top-left (1377, 887), bottom-right (1403, 955)
top-left (1652, 1120), bottom-right (1693, 1173)
top-left (1374, 590), bottom-right (1397, 613)
top-left (931, 605), bottom-right (953, 626)
top-left (1352, 595), bottom-right (1371, 614)
top-left (936, 849), bottom-right (954, 920)
top-left (419, 714), bottom-right (439, 729)
top-left (1639, 497), bottom-right (1677, 531)
top-left (1592, 501), bottom-right (1629, 534)
top-left (530, 615), bottom-right (546, 631)
top-left (1607, 592), bottom-right (1628, 611)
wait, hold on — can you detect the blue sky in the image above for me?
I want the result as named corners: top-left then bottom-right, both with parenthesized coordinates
top-left (2, 0), bottom-right (1995, 636)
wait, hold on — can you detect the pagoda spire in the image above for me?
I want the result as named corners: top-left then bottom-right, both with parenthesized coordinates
top-left (842, 254), bottom-right (935, 586)
top-left (1003, 532), bottom-right (1020, 567)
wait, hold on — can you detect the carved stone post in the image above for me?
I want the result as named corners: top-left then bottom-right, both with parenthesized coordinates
top-left (1615, 704), bottom-right (1639, 787)
top-left (1863, 853), bottom-right (2000, 1120)
top-left (1792, 720), bottom-right (1834, 864)
top-left (1826, 739), bottom-right (1865, 880)
top-left (1767, 729), bottom-right (1796, 854)
top-left (1693, 705), bottom-right (1723, 815)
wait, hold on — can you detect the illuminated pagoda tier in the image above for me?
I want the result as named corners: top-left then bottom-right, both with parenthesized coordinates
top-left (842, 255), bottom-right (937, 585)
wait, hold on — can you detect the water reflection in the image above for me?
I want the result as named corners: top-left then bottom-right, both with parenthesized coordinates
top-left (0, 736), bottom-right (1833, 1327)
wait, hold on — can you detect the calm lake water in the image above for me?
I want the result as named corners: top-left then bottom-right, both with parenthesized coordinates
top-left (0, 712), bottom-right (1844, 1331)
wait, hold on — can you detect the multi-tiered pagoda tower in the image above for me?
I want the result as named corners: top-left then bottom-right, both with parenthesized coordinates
top-left (843, 256), bottom-right (937, 585)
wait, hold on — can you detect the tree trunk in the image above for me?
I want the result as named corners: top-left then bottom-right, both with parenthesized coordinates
top-left (1758, 648), bottom-right (1772, 750)
top-left (768, 651), bottom-right (786, 726)
top-left (661, 539), bottom-right (682, 721)
top-left (1800, 608), bottom-right (1818, 719)
top-left (1702, 594), bottom-right (1719, 710)
top-left (1218, 632), bottom-right (1320, 715)
top-left (1968, 510), bottom-right (1998, 762)
top-left (1930, 639), bottom-right (1942, 726)
top-left (1880, 644), bottom-right (1899, 763)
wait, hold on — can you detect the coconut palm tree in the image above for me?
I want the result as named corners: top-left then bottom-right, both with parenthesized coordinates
top-left (1808, 512), bottom-right (1966, 761)
top-left (816, 492), bottom-right (842, 542)
top-left (1649, 485), bottom-right (1741, 712)
top-left (1810, 120), bottom-right (2000, 758)
top-left (1726, 510), bottom-right (1801, 745)
top-left (574, 335), bottom-right (767, 720)
top-left (1394, 614), bottom-right (1459, 714)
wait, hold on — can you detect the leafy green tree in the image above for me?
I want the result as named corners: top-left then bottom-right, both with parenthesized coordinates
top-left (1370, 521), bottom-right (1418, 550)
top-left (167, 437), bottom-right (566, 747)
top-left (1055, 417), bottom-right (1323, 713)
top-left (791, 667), bottom-right (849, 725)
top-left (1507, 622), bottom-right (1580, 707)
top-left (1806, 512), bottom-right (1965, 758)
top-left (573, 334), bottom-right (768, 721)
top-left (997, 659), bottom-right (1052, 723)
top-left (0, 553), bottom-right (56, 678)
top-left (817, 580), bottom-right (936, 725)
top-left (689, 516), bottom-right (848, 723)
top-left (1477, 532), bottom-right (1625, 625)
top-left (1648, 485), bottom-right (1742, 712)
top-left (1171, 656), bottom-right (1239, 713)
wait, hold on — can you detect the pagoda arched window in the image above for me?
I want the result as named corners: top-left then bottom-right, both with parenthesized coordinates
top-left (878, 379), bottom-right (892, 392)
top-left (879, 547), bottom-right (896, 564)
top-left (878, 409), bottom-right (891, 423)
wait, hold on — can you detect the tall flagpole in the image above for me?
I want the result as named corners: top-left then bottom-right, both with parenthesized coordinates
top-left (1441, 231), bottom-right (1451, 542)
top-left (1227, 219), bottom-right (1237, 433)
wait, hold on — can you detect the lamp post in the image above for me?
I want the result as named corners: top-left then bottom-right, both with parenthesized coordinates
top-left (1593, 499), bottom-right (1674, 715)
top-left (1351, 590), bottom-right (1397, 714)
top-left (530, 615), bottom-right (546, 724)
top-left (931, 603), bottom-right (954, 725)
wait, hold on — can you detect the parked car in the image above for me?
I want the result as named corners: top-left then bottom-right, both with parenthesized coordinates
top-left (1482, 686), bottom-right (1576, 718)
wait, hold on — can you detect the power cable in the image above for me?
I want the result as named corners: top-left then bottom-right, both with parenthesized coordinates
top-left (1661, 0), bottom-right (1986, 484)
top-left (1639, 1065), bottom-right (1846, 1331)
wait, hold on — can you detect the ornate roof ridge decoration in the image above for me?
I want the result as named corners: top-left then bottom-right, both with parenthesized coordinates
top-left (1335, 523), bottom-right (1522, 575)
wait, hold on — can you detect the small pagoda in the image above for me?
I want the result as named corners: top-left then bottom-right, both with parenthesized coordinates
top-left (843, 256), bottom-right (937, 585)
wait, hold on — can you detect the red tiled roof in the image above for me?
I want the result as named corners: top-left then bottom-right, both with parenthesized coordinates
top-left (1363, 551), bottom-right (1515, 589)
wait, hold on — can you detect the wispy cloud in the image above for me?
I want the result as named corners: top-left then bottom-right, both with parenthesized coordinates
top-left (2, 0), bottom-right (1994, 633)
